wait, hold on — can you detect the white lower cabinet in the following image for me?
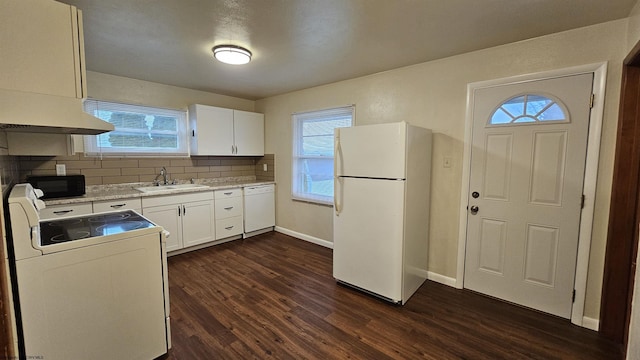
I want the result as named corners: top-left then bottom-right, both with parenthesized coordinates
top-left (142, 192), bottom-right (215, 252)
top-left (214, 188), bottom-right (243, 239)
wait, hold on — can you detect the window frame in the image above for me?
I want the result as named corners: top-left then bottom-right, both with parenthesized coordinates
top-left (292, 106), bottom-right (354, 205)
top-left (83, 99), bottom-right (189, 157)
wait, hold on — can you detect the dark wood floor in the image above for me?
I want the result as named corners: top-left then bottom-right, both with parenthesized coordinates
top-left (165, 231), bottom-right (622, 359)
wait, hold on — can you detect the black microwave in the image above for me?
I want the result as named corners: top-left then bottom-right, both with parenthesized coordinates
top-left (26, 175), bottom-right (86, 199)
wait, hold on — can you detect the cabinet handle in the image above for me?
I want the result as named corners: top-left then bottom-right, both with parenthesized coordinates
top-left (183, 205), bottom-right (186, 215)
top-left (178, 206), bottom-right (181, 216)
top-left (110, 204), bottom-right (125, 208)
top-left (192, 130), bottom-right (195, 137)
top-left (224, 206), bottom-right (233, 210)
top-left (224, 192), bottom-right (232, 195)
top-left (53, 210), bottom-right (73, 215)
top-left (225, 226), bottom-right (234, 230)
top-left (231, 145), bottom-right (234, 154)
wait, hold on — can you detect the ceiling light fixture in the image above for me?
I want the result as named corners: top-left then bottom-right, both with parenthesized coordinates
top-left (212, 45), bottom-right (252, 65)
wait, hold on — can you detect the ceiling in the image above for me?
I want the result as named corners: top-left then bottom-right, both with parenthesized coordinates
top-left (58, 0), bottom-right (637, 101)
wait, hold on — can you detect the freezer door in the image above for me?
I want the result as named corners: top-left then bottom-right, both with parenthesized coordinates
top-left (335, 122), bottom-right (407, 179)
top-left (333, 177), bottom-right (405, 302)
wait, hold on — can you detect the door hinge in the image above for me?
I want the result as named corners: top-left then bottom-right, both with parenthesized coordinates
top-left (572, 289), bottom-right (576, 303)
top-left (589, 94), bottom-right (595, 109)
top-left (581, 194), bottom-right (586, 209)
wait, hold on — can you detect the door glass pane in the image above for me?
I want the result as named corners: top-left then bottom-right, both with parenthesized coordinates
top-left (489, 94), bottom-right (568, 126)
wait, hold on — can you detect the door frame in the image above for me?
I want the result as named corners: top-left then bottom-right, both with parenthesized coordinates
top-left (456, 62), bottom-right (608, 328)
top-left (599, 40), bottom-right (640, 346)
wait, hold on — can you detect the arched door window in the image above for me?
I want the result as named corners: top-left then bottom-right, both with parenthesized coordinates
top-left (489, 94), bottom-right (569, 126)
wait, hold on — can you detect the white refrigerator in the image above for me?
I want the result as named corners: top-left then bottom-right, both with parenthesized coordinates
top-left (333, 121), bottom-right (432, 304)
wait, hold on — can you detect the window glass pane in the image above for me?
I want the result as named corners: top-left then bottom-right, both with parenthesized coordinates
top-left (301, 158), bottom-right (335, 197)
top-left (490, 108), bottom-right (513, 124)
top-left (525, 95), bottom-right (553, 116)
top-left (84, 100), bottom-right (187, 156)
top-left (302, 134), bottom-right (334, 156)
top-left (539, 103), bottom-right (565, 121)
top-left (292, 106), bottom-right (353, 204)
top-left (488, 94), bottom-right (567, 126)
top-left (501, 96), bottom-right (525, 117)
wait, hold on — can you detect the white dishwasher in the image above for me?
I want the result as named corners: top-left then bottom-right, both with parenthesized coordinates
top-left (243, 184), bottom-right (275, 237)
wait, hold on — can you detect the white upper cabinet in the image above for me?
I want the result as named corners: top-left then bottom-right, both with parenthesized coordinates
top-left (233, 110), bottom-right (265, 156)
top-left (0, 0), bottom-right (86, 98)
top-left (189, 104), bottom-right (264, 156)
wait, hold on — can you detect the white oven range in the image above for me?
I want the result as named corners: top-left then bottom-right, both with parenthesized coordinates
top-left (7, 183), bottom-right (171, 360)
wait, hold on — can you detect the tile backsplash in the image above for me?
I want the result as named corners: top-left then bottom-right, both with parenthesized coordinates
top-left (18, 153), bottom-right (275, 185)
top-left (0, 153), bottom-right (19, 194)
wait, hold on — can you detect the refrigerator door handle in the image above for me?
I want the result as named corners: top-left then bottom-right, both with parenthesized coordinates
top-left (334, 130), bottom-right (342, 215)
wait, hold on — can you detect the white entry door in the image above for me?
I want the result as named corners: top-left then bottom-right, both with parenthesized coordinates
top-left (464, 73), bottom-right (593, 318)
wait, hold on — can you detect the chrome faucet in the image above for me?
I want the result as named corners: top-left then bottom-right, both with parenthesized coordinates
top-left (154, 166), bottom-right (169, 186)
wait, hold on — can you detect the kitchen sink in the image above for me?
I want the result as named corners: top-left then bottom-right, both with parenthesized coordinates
top-left (135, 183), bottom-right (210, 193)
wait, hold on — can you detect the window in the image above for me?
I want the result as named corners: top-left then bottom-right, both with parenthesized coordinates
top-left (292, 106), bottom-right (354, 204)
top-left (83, 100), bottom-right (188, 157)
top-left (489, 94), bottom-right (568, 125)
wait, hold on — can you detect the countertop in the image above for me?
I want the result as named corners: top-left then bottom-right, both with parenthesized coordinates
top-left (44, 177), bottom-right (275, 206)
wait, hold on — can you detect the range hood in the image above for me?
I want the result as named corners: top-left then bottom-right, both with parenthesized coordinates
top-left (0, 88), bottom-right (114, 135)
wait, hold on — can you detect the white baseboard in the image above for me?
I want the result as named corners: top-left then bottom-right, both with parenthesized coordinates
top-left (427, 272), bottom-right (457, 287)
top-left (582, 316), bottom-right (599, 331)
top-left (275, 226), bottom-right (333, 248)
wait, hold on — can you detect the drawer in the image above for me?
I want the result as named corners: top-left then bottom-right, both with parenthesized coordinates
top-left (215, 197), bottom-right (243, 219)
top-left (142, 191), bottom-right (213, 208)
top-left (215, 216), bottom-right (243, 239)
top-left (40, 203), bottom-right (93, 220)
top-left (214, 188), bottom-right (242, 200)
top-left (93, 198), bottom-right (142, 213)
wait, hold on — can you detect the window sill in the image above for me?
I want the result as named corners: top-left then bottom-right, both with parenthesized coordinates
top-left (291, 196), bottom-right (334, 207)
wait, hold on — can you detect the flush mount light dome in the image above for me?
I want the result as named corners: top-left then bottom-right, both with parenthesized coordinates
top-left (212, 45), bottom-right (252, 65)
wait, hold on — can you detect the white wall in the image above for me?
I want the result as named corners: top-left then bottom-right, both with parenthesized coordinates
top-left (71, 71), bottom-right (257, 151)
top-left (85, 71), bottom-right (255, 111)
top-left (628, 0), bottom-right (640, 53)
top-left (256, 19), bottom-right (628, 320)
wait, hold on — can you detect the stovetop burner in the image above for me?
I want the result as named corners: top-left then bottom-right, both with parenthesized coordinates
top-left (40, 210), bottom-right (156, 246)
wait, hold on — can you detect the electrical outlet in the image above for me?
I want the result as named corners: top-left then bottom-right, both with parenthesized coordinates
top-left (263, 163), bottom-right (268, 172)
top-left (56, 164), bottom-right (66, 175)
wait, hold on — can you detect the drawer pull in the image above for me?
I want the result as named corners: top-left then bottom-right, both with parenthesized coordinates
top-left (224, 192), bottom-right (233, 195)
top-left (225, 226), bottom-right (234, 230)
top-left (53, 210), bottom-right (73, 215)
top-left (224, 206), bottom-right (233, 210)
top-left (110, 204), bottom-right (126, 208)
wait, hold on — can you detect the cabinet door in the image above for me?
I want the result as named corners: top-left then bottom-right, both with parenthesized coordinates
top-left (143, 204), bottom-right (182, 252)
top-left (234, 110), bottom-right (264, 156)
top-left (0, 0), bottom-right (84, 98)
top-left (181, 200), bottom-right (215, 248)
top-left (189, 104), bottom-right (234, 155)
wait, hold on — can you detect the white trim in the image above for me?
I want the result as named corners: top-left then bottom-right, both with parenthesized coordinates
top-left (582, 316), bottom-right (600, 332)
top-left (275, 226), bottom-right (334, 248)
top-left (456, 62), bottom-right (608, 328)
top-left (427, 272), bottom-right (458, 287)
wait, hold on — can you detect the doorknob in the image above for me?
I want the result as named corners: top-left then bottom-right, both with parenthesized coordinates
top-left (470, 205), bottom-right (479, 215)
